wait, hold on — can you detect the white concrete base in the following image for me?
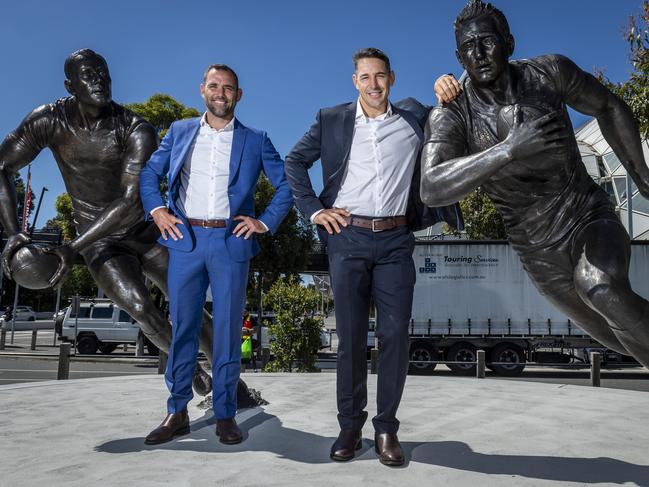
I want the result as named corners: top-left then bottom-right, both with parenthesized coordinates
top-left (1, 374), bottom-right (648, 487)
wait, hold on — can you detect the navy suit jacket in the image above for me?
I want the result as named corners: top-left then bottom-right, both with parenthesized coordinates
top-left (284, 98), bottom-right (463, 243)
top-left (139, 117), bottom-right (292, 262)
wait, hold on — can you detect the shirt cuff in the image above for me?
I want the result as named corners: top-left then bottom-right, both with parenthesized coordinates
top-left (259, 220), bottom-right (269, 232)
top-left (150, 206), bottom-right (166, 216)
top-left (310, 209), bottom-right (325, 223)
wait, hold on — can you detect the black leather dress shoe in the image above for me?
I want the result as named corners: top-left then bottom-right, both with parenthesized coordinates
top-left (216, 418), bottom-right (243, 444)
top-left (330, 429), bottom-right (362, 461)
top-left (374, 432), bottom-right (404, 466)
top-left (144, 410), bottom-right (190, 445)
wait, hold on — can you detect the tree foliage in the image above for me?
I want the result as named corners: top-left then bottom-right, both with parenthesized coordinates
top-left (263, 276), bottom-right (323, 372)
top-left (45, 193), bottom-right (75, 241)
top-left (459, 188), bottom-right (507, 240)
top-left (126, 94), bottom-right (200, 138)
top-left (247, 175), bottom-right (316, 306)
top-left (598, 1), bottom-right (649, 137)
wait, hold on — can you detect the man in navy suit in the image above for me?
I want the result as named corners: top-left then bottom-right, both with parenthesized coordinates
top-left (285, 48), bottom-right (462, 466)
top-left (140, 64), bottom-right (292, 445)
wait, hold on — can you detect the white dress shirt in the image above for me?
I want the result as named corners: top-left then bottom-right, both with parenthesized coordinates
top-left (176, 114), bottom-right (234, 220)
top-left (312, 99), bottom-right (419, 221)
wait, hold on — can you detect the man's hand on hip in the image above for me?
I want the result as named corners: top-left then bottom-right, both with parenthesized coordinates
top-left (233, 215), bottom-right (268, 239)
top-left (152, 208), bottom-right (184, 241)
top-left (313, 208), bottom-right (351, 235)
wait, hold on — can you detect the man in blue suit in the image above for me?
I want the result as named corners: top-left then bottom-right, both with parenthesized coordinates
top-left (140, 64), bottom-right (292, 445)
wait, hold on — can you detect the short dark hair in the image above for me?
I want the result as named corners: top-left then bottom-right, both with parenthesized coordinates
top-left (352, 48), bottom-right (391, 73)
top-left (64, 49), bottom-right (108, 79)
top-left (203, 64), bottom-right (239, 89)
top-left (454, 0), bottom-right (511, 42)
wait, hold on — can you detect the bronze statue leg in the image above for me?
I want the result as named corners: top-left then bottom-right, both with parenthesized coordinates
top-left (140, 244), bottom-right (215, 364)
top-left (573, 220), bottom-right (649, 368)
top-left (540, 286), bottom-right (629, 355)
top-left (83, 249), bottom-right (172, 351)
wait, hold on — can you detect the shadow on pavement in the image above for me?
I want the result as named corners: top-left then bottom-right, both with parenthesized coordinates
top-left (96, 407), bottom-right (649, 485)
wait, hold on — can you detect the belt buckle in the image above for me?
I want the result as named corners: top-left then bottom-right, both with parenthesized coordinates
top-left (371, 218), bottom-right (382, 232)
top-left (202, 220), bottom-right (208, 228)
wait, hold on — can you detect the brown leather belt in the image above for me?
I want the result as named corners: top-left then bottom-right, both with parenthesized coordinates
top-left (346, 215), bottom-right (408, 232)
top-left (187, 218), bottom-right (227, 228)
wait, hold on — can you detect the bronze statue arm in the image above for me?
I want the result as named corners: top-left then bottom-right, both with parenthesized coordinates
top-left (556, 55), bottom-right (649, 197)
top-left (0, 108), bottom-right (54, 276)
top-left (421, 104), bottom-right (568, 206)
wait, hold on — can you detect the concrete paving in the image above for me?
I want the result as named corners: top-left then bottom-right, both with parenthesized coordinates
top-left (0, 373), bottom-right (648, 487)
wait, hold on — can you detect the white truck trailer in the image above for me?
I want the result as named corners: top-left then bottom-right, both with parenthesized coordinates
top-left (403, 240), bottom-right (647, 376)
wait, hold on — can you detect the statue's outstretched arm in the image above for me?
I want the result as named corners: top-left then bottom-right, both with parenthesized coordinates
top-left (557, 54), bottom-right (649, 198)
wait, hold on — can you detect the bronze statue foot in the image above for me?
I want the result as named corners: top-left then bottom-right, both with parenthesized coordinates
top-left (192, 363), bottom-right (212, 396)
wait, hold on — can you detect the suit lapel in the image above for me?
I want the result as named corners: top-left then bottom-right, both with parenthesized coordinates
top-left (170, 119), bottom-right (200, 186)
top-left (228, 119), bottom-right (246, 187)
top-left (325, 102), bottom-right (356, 191)
top-left (392, 105), bottom-right (424, 142)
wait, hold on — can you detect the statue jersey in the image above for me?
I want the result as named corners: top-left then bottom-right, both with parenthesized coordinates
top-left (425, 54), bottom-right (616, 253)
top-left (0, 97), bottom-right (154, 236)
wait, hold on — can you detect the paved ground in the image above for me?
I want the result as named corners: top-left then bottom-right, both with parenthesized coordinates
top-left (1, 374), bottom-right (648, 487)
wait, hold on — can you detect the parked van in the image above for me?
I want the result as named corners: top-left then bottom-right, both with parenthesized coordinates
top-left (58, 299), bottom-right (158, 355)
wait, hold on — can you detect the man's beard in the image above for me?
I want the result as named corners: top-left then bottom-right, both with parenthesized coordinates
top-left (206, 99), bottom-right (234, 118)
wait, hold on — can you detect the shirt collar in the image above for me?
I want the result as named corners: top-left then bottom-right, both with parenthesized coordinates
top-left (355, 98), bottom-right (393, 122)
top-left (200, 113), bottom-right (235, 132)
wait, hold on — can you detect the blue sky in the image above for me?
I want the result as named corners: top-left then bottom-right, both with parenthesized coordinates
top-left (0, 0), bottom-right (642, 226)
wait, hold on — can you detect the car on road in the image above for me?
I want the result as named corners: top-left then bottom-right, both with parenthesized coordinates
top-left (58, 299), bottom-right (158, 355)
top-left (0, 306), bottom-right (37, 327)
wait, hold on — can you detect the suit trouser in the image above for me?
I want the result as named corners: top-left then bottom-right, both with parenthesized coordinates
top-left (165, 226), bottom-right (249, 419)
top-left (327, 225), bottom-right (415, 434)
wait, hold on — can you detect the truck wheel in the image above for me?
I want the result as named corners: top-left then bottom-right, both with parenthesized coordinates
top-left (98, 343), bottom-right (118, 355)
top-left (490, 342), bottom-right (526, 376)
top-left (408, 341), bottom-right (437, 375)
top-left (446, 342), bottom-right (477, 375)
top-left (77, 335), bottom-right (98, 355)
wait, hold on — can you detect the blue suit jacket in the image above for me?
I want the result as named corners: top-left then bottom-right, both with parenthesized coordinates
top-left (139, 117), bottom-right (292, 262)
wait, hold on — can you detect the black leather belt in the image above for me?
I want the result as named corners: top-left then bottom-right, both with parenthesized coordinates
top-left (345, 215), bottom-right (408, 232)
top-left (187, 218), bottom-right (227, 228)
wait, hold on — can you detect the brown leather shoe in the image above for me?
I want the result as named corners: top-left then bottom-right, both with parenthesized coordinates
top-left (374, 432), bottom-right (404, 466)
top-left (144, 410), bottom-right (190, 445)
top-left (216, 418), bottom-right (243, 444)
top-left (330, 429), bottom-right (362, 461)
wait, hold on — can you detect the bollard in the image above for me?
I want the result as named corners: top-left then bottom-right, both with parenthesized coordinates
top-left (477, 349), bottom-right (486, 378)
top-left (30, 329), bottom-right (38, 351)
top-left (57, 343), bottom-right (71, 380)
top-left (157, 350), bottom-right (168, 375)
top-left (370, 349), bottom-right (379, 375)
top-left (590, 352), bottom-right (601, 387)
top-left (135, 333), bottom-right (145, 357)
top-left (0, 327), bottom-right (6, 350)
top-left (261, 347), bottom-right (270, 369)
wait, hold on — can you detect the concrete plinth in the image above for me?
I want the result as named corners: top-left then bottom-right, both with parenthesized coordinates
top-left (1, 374), bottom-right (648, 486)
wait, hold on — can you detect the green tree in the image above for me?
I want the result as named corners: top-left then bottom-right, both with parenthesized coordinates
top-left (598, 1), bottom-right (649, 137)
top-left (247, 175), bottom-right (316, 308)
top-left (126, 93), bottom-right (200, 138)
top-left (45, 193), bottom-right (75, 240)
top-left (263, 276), bottom-right (322, 372)
top-left (458, 188), bottom-right (507, 240)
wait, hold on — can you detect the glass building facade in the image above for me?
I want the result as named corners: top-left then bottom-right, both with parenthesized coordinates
top-left (575, 118), bottom-right (649, 240)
